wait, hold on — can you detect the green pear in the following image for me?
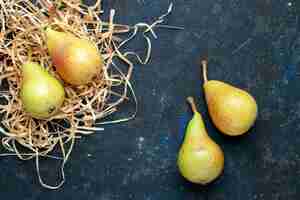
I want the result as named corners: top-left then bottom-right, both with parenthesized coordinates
top-left (20, 62), bottom-right (65, 119)
top-left (177, 97), bottom-right (224, 185)
top-left (202, 60), bottom-right (258, 136)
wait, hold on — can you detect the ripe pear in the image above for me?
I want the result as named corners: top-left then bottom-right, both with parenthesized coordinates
top-left (45, 27), bottom-right (104, 85)
top-left (201, 60), bottom-right (258, 136)
top-left (20, 62), bottom-right (65, 119)
top-left (177, 97), bottom-right (224, 185)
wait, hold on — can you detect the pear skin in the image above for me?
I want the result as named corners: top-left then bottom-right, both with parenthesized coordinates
top-left (45, 28), bottom-right (103, 85)
top-left (202, 61), bottom-right (258, 136)
top-left (177, 97), bottom-right (224, 185)
top-left (20, 62), bottom-right (65, 119)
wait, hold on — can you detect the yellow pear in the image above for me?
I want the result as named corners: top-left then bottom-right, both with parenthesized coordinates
top-left (202, 60), bottom-right (258, 136)
top-left (177, 97), bottom-right (224, 185)
top-left (20, 62), bottom-right (65, 119)
top-left (45, 27), bottom-right (104, 85)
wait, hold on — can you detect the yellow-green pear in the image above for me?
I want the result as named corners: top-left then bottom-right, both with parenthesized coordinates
top-left (45, 27), bottom-right (104, 85)
top-left (20, 62), bottom-right (65, 119)
top-left (201, 61), bottom-right (258, 136)
top-left (177, 97), bottom-right (224, 185)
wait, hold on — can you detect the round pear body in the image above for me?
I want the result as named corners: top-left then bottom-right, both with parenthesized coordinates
top-left (45, 28), bottom-right (104, 85)
top-left (177, 98), bottom-right (224, 184)
top-left (20, 62), bottom-right (65, 119)
top-left (204, 80), bottom-right (258, 136)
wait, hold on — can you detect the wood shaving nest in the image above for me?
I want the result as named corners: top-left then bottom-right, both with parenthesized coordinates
top-left (0, 0), bottom-right (175, 189)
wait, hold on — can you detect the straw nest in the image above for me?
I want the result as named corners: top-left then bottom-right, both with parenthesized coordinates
top-left (0, 0), bottom-right (175, 189)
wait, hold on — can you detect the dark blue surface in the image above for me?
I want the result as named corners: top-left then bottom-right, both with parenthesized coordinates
top-left (1, 0), bottom-right (300, 199)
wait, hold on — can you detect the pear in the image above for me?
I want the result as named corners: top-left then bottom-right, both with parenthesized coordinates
top-left (45, 27), bottom-right (104, 85)
top-left (202, 60), bottom-right (258, 136)
top-left (20, 62), bottom-right (65, 119)
top-left (177, 97), bottom-right (224, 185)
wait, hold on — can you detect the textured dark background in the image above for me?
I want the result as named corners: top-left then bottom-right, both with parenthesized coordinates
top-left (1, 0), bottom-right (300, 199)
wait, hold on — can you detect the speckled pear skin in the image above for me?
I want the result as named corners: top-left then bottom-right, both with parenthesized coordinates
top-left (204, 80), bottom-right (258, 136)
top-left (45, 28), bottom-right (103, 85)
top-left (20, 62), bottom-right (65, 119)
top-left (177, 97), bottom-right (224, 185)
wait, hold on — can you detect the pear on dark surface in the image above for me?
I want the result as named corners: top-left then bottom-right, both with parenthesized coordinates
top-left (20, 62), bottom-right (65, 119)
top-left (177, 97), bottom-right (224, 185)
top-left (202, 60), bottom-right (258, 136)
top-left (45, 27), bottom-right (104, 85)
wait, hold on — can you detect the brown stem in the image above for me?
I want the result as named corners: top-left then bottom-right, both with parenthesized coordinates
top-left (201, 60), bottom-right (208, 83)
top-left (187, 97), bottom-right (198, 113)
top-left (27, 50), bottom-right (32, 62)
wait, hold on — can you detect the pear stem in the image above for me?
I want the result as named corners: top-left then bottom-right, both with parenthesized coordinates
top-left (27, 50), bottom-right (32, 62)
top-left (187, 97), bottom-right (198, 113)
top-left (201, 60), bottom-right (208, 84)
